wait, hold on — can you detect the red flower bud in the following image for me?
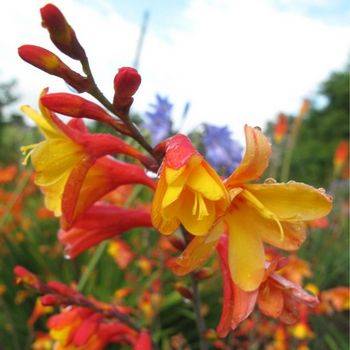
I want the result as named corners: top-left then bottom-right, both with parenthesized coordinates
top-left (194, 268), bottom-right (213, 281)
top-left (18, 45), bottom-right (89, 92)
top-left (47, 281), bottom-right (78, 297)
top-left (40, 4), bottom-right (85, 60)
top-left (13, 265), bottom-right (41, 289)
top-left (113, 67), bottom-right (141, 114)
top-left (174, 282), bottom-right (193, 300)
top-left (41, 93), bottom-right (132, 135)
top-left (168, 236), bottom-right (186, 251)
top-left (40, 294), bottom-right (59, 306)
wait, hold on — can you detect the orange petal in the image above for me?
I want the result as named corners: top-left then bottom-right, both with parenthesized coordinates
top-left (170, 222), bottom-right (224, 276)
top-left (225, 125), bottom-right (271, 187)
top-left (216, 236), bottom-right (258, 337)
top-left (257, 282), bottom-right (284, 318)
top-left (245, 182), bottom-right (332, 221)
top-left (226, 207), bottom-right (265, 291)
top-left (152, 167), bottom-right (180, 235)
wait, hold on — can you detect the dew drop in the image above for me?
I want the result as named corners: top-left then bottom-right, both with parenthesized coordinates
top-left (264, 177), bottom-right (277, 184)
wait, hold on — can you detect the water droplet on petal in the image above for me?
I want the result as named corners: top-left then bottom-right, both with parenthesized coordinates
top-left (318, 188), bottom-right (326, 194)
top-left (264, 177), bottom-right (277, 184)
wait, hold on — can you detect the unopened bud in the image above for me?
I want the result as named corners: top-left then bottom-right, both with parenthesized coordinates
top-left (174, 282), bottom-right (193, 300)
top-left (113, 67), bottom-right (141, 114)
top-left (41, 93), bottom-right (132, 135)
top-left (40, 294), bottom-right (58, 306)
top-left (13, 265), bottom-right (40, 289)
top-left (194, 268), bottom-right (213, 281)
top-left (40, 4), bottom-right (85, 60)
top-left (18, 45), bottom-right (89, 92)
top-left (169, 236), bottom-right (186, 251)
top-left (47, 281), bottom-right (77, 297)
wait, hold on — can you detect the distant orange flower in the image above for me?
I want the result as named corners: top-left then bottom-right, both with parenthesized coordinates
top-left (333, 140), bottom-right (349, 176)
top-left (108, 238), bottom-right (135, 269)
top-left (318, 287), bottom-right (350, 314)
top-left (274, 113), bottom-right (288, 144)
top-left (0, 165), bottom-right (17, 183)
top-left (308, 216), bottom-right (329, 229)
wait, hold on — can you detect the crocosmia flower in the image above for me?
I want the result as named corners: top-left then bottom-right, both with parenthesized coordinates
top-left (142, 94), bottom-right (173, 145)
top-left (274, 113), bottom-right (288, 144)
top-left (47, 306), bottom-right (137, 349)
top-left (170, 126), bottom-right (332, 292)
top-left (202, 124), bottom-right (242, 176)
top-left (21, 91), bottom-right (153, 222)
top-left (152, 134), bottom-right (229, 236)
top-left (216, 236), bottom-right (319, 337)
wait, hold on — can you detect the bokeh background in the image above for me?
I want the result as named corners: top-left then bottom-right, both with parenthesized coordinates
top-left (0, 0), bottom-right (349, 349)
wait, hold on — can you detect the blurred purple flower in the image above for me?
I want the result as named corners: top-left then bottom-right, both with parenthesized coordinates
top-left (203, 124), bottom-right (242, 177)
top-left (142, 94), bottom-right (173, 145)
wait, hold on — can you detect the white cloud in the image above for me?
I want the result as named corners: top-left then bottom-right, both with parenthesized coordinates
top-left (0, 0), bottom-right (349, 142)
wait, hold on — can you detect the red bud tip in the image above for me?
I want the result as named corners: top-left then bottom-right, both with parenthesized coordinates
top-left (47, 281), bottom-right (77, 297)
top-left (40, 93), bottom-right (132, 135)
top-left (18, 45), bottom-right (89, 92)
top-left (13, 265), bottom-right (40, 289)
top-left (174, 282), bottom-right (193, 300)
top-left (40, 294), bottom-right (58, 306)
top-left (40, 3), bottom-right (85, 60)
top-left (194, 268), bottom-right (213, 281)
top-left (113, 67), bottom-right (141, 113)
top-left (169, 236), bottom-right (186, 251)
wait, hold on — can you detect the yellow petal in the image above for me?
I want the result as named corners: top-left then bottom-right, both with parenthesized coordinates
top-left (187, 161), bottom-right (226, 201)
top-left (179, 190), bottom-right (215, 235)
top-left (226, 208), bottom-right (265, 291)
top-left (245, 182), bottom-right (332, 221)
top-left (41, 171), bottom-right (71, 216)
top-left (31, 139), bottom-right (84, 186)
top-left (165, 165), bottom-right (186, 184)
top-left (152, 168), bottom-right (180, 235)
top-left (225, 125), bottom-right (271, 187)
top-left (20, 105), bottom-right (60, 139)
top-left (162, 183), bottom-right (184, 208)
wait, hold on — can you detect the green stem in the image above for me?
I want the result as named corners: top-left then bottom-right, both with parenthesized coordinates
top-left (181, 228), bottom-right (209, 350)
top-left (77, 241), bottom-right (107, 292)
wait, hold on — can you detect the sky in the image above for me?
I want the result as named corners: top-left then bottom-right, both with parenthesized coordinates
top-left (0, 0), bottom-right (349, 142)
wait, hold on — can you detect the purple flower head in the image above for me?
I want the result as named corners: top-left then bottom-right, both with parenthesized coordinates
top-left (203, 124), bottom-right (242, 177)
top-left (142, 94), bottom-right (173, 145)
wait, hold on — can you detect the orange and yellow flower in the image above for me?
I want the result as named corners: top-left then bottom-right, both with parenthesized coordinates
top-left (151, 134), bottom-right (229, 236)
top-left (169, 126), bottom-right (332, 291)
top-left (21, 90), bottom-right (154, 227)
